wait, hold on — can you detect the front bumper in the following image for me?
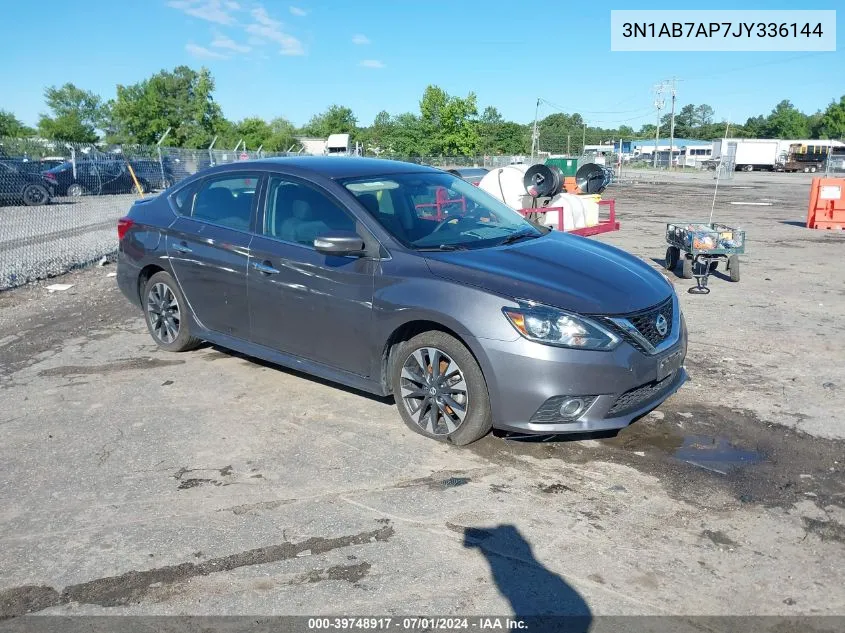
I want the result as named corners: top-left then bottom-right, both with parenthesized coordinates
top-left (474, 308), bottom-right (688, 435)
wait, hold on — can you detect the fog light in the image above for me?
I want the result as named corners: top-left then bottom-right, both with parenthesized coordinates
top-left (559, 398), bottom-right (586, 418)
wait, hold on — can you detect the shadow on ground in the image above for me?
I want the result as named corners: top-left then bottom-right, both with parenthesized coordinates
top-left (463, 524), bottom-right (591, 628)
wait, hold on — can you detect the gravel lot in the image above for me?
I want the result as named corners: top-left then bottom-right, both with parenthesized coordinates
top-left (0, 194), bottom-right (138, 290)
top-left (0, 170), bottom-right (843, 621)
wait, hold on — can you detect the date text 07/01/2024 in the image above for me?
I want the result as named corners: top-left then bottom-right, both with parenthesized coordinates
top-left (621, 22), bottom-right (824, 39)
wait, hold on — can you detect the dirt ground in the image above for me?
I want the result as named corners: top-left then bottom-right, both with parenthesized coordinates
top-left (0, 170), bottom-right (843, 622)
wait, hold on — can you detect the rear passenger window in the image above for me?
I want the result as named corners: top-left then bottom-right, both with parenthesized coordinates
top-left (191, 174), bottom-right (260, 231)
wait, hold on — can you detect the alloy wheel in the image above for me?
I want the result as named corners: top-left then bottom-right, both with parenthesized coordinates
top-left (400, 347), bottom-right (468, 435)
top-left (146, 282), bottom-right (181, 344)
top-left (23, 185), bottom-right (46, 205)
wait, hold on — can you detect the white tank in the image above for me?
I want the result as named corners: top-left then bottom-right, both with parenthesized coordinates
top-left (582, 195), bottom-right (600, 227)
top-left (478, 165), bottom-right (530, 210)
top-left (542, 193), bottom-right (584, 230)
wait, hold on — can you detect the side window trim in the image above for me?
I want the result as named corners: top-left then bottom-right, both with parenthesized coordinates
top-left (261, 174), bottom-right (356, 244)
top-left (171, 171), bottom-right (265, 234)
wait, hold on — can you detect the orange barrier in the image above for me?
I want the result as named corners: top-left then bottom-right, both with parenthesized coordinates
top-left (807, 177), bottom-right (845, 230)
top-left (563, 176), bottom-right (578, 193)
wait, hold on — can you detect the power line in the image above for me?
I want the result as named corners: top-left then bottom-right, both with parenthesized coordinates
top-left (538, 97), bottom-right (654, 116)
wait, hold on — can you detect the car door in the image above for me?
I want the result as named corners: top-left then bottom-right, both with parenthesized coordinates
top-left (166, 172), bottom-right (262, 339)
top-left (0, 162), bottom-right (22, 200)
top-left (247, 175), bottom-right (377, 377)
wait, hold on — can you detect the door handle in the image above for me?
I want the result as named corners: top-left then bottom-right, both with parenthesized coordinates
top-left (252, 261), bottom-right (280, 275)
top-left (173, 242), bottom-right (192, 254)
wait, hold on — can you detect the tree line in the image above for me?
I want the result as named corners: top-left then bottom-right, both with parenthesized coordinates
top-left (1, 65), bottom-right (843, 156)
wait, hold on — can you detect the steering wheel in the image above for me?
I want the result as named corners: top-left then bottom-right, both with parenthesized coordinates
top-left (430, 211), bottom-right (484, 234)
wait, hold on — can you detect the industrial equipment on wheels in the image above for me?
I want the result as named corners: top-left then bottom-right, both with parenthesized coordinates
top-left (664, 223), bottom-right (745, 295)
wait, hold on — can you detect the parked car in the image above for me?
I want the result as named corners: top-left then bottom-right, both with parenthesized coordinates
top-left (0, 159), bottom-right (53, 206)
top-left (43, 159), bottom-right (151, 196)
top-left (14, 157), bottom-right (67, 173)
top-left (116, 157), bottom-right (687, 445)
top-left (447, 167), bottom-right (489, 186)
top-left (128, 159), bottom-right (175, 190)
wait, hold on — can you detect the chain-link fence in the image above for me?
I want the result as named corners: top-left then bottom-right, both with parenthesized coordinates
top-left (0, 137), bottom-right (302, 290)
top-left (0, 137), bottom-right (619, 291)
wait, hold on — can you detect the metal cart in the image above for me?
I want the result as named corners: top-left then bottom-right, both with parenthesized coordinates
top-left (664, 222), bottom-right (745, 295)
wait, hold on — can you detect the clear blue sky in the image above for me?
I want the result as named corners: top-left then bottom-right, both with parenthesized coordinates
top-left (0, 0), bottom-right (841, 130)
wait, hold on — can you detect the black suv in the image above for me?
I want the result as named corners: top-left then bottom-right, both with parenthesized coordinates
top-left (0, 159), bottom-right (53, 206)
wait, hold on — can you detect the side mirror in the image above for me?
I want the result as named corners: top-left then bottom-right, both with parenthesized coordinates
top-left (313, 231), bottom-right (366, 256)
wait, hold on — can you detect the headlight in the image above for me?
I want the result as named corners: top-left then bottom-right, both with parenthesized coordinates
top-left (503, 304), bottom-right (620, 351)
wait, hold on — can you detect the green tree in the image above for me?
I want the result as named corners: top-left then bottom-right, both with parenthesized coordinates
top-left (303, 105), bottom-right (357, 138)
top-left (110, 66), bottom-right (222, 147)
top-left (37, 83), bottom-right (105, 142)
top-left (267, 117), bottom-right (298, 152)
top-left (419, 85), bottom-right (479, 155)
top-left (816, 96), bottom-right (845, 139)
top-left (364, 110), bottom-right (394, 154)
top-left (764, 100), bottom-right (809, 138)
top-left (388, 113), bottom-right (425, 156)
top-left (0, 110), bottom-right (35, 138)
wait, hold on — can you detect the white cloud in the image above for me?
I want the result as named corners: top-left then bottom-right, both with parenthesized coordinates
top-left (251, 6), bottom-right (279, 26)
top-left (359, 59), bottom-right (384, 68)
top-left (352, 34), bottom-right (370, 45)
top-left (211, 33), bottom-right (251, 53)
top-left (245, 5), bottom-right (304, 55)
top-left (289, 6), bottom-right (307, 16)
top-left (186, 42), bottom-right (228, 59)
top-left (168, 0), bottom-right (236, 25)
top-left (224, 0), bottom-right (240, 8)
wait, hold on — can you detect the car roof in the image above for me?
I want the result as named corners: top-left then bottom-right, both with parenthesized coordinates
top-left (209, 156), bottom-right (440, 180)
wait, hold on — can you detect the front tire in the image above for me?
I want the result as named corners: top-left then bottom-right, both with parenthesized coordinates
top-left (142, 271), bottom-right (201, 352)
top-left (66, 183), bottom-right (87, 197)
top-left (681, 256), bottom-right (693, 279)
top-left (392, 331), bottom-right (492, 445)
top-left (22, 184), bottom-right (49, 206)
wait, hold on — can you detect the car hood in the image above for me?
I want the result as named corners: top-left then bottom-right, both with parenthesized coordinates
top-left (423, 231), bottom-right (672, 315)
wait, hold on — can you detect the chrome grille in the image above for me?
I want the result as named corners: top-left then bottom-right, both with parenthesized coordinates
top-left (603, 297), bottom-right (674, 354)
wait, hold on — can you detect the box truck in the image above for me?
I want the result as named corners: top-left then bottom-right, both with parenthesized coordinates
top-left (711, 139), bottom-right (781, 172)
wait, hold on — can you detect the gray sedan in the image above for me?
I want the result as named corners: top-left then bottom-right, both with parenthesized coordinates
top-left (116, 157), bottom-right (687, 445)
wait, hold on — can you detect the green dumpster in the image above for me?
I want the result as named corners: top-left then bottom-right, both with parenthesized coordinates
top-left (545, 157), bottom-right (579, 177)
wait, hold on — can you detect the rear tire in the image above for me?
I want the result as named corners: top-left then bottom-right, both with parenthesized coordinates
top-left (727, 256), bottom-right (740, 282)
top-left (22, 184), bottom-right (49, 206)
top-left (392, 331), bottom-right (492, 445)
top-left (142, 271), bottom-right (202, 352)
top-left (742, 165), bottom-right (753, 172)
top-left (681, 256), bottom-right (693, 279)
top-left (664, 246), bottom-right (679, 271)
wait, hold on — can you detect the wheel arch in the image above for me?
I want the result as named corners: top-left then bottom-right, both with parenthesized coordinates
top-left (137, 264), bottom-right (166, 302)
top-left (380, 319), bottom-right (484, 397)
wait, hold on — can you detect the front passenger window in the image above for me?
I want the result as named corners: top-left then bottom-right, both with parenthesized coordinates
top-left (264, 177), bottom-right (357, 246)
top-left (192, 174), bottom-right (260, 231)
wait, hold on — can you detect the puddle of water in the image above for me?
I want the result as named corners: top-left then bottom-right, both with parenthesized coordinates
top-left (674, 434), bottom-right (763, 475)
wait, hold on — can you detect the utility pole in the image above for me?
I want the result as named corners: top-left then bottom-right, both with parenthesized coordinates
top-left (530, 98), bottom-right (540, 162)
top-left (667, 77), bottom-right (680, 170)
top-left (582, 123), bottom-right (586, 155)
top-left (653, 82), bottom-right (666, 169)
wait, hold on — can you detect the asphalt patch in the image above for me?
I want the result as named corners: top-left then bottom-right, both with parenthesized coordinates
top-left (0, 524), bottom-right (394, 618)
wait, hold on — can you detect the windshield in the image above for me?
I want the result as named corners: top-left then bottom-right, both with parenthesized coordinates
top-left (341, 172), bottom-right (544, 250)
